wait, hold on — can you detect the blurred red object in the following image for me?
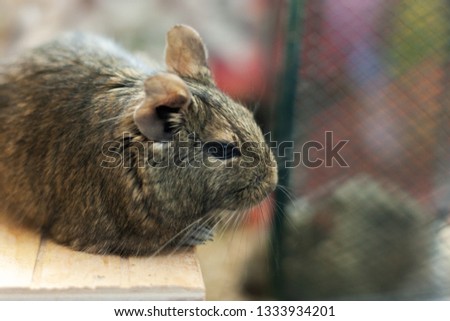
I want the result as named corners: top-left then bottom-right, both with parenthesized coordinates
top-left (210, 42), bottom-right (268, 101)
top-left (244, 193), bottom-right (275, 228)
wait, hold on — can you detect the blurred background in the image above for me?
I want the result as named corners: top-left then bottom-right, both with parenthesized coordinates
top-left (1, 0), bottom-right (449, 300)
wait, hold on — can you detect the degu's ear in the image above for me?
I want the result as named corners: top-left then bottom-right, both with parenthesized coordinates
top-left (134, 73), bottom-right (191, 141)
top-left (165, 24), bottom-right (212, 80)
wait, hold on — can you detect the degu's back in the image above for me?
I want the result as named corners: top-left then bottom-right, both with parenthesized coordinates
top-left (0, 33), bottom-right (149, 229)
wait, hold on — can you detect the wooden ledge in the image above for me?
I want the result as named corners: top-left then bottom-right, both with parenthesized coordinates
top-left (0, 215), bottom-right (205, 300)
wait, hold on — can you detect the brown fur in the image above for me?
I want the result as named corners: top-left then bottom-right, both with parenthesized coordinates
top-left (0, 25), bottom-right (277, 256)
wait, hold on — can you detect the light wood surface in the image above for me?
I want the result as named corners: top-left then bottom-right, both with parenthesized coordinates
top-left (0, 214), bottom-right (205, 300)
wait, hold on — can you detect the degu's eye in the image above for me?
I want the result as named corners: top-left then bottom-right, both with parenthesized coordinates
top-left (203, 141), bottom-right (241, 160)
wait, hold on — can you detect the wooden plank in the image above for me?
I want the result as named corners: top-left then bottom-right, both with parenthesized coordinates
top-left (0, 214), bottom-right (41, 288)
top-left (0, 212), bottom-right (205, 300)
top-left (31, 239), bottom-right (124, 290)
top-left (30, 241), bottom-right (204, 300)
top-left (128, 249), bottom-right (205, 291)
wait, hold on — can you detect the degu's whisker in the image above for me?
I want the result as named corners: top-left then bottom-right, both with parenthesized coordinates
top-left (210, 210), bottom-right (234, 238)
top-left (167, 214), bottom-right (218, 256)
top-left (277, 184), bottom-right (297, 208)
top-left (151, 216), bottom-right (206, 257)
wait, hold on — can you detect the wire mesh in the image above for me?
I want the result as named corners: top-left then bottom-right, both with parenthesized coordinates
top-left (270, 0), bottom-right (450, 300)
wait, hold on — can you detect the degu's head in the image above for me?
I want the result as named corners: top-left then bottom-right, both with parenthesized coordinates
top-left (133, 25), bottom-right (278, 213)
